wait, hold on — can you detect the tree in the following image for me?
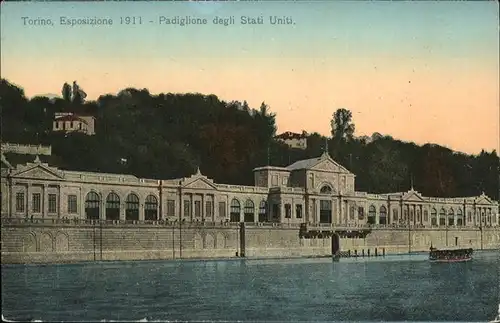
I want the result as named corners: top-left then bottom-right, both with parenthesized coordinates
top-left (1, 78), bottom-right (497, 200)
top-left (330, 108), bottom-right (355, 143)
top-left (61, 83), bottom-right (72, 102)
top-left (72, 81), bottom-right (87, 105)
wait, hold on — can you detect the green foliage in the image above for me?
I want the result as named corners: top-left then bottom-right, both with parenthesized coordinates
top-left (1, 79), bottom-right (498, 200)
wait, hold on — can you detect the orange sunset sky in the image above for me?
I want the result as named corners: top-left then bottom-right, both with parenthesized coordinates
top-left (1, 1), bottom-right (499, 155)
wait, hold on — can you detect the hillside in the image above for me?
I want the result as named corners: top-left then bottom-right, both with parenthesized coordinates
top-left (1, 78), bottom-right (498, 200)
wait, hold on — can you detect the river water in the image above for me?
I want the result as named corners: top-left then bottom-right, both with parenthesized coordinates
top-left (2, 252), bottom-right (499, 322)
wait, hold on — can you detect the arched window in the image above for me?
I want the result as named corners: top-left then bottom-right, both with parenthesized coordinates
top-left (320, 185), bottom-right (332, 194)
top-left (379, 206), bottom-right (387, 225)
top-left (447, 209), bottom-right (454, 226)
top-left (259, 200), bottom-right (268, 222)
top-left (368, 205), bottom-right (376, 225)
top-left (106, 193), bottom-right (120, 221)
top-left (144, 195), bottom-right (158, 221)
top-left (230, 199), bottom-right (240, 222)
top-left (85, 191), bottom-right (100, 220)
top-left (431, 208), bottom-right (437, 226)
top-left (244, 200), bottom-right (255, 223)
top-left (125, 193), bottom-right (139, 221)
top-left (439, 208), bottom-right (446, 226)
top-left (457, 208), bottom-right (463, 226)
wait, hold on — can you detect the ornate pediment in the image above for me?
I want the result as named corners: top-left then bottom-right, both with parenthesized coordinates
top-left (475, 193), bottom-right (494, 205)
top-left (183, 178), bottom-right (217, 190)
top-left (12, 164), bottom-right (64, 180)
top-left (402, 189), bottom-right (424, 202)
top-left (182, 168), bottom-right (217, 190)
top-left (312, 159), bottom-right (350, 174)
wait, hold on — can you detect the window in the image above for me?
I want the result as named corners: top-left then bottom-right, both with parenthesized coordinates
top-left (368, 205), bottom-right (376, 224)
top-left (358, 207), bottom-right (365, 220)
top-left (379, 206), bottom-right (387, 225)
top-left (218, 201), bottom-right (226, 218)
top-left (16, 192), bottom-right (25, 212)
top-left (144, 195), bottom-right (158, 221)
top-left (320, 185), bottom-right (332, 194)
top-left (68, 195), bottom-right (77, 213)
top-left (282, 176), bottom-right (288, 186)
top-left (431, 208), bottom-right (437, 226)
top-left (244, 200), bottom-right (255, 222)
top-left (48, 194), bottom-right (57, 213)
top-left (125, 193), bottom-right (139, 221)
top-left (205, 201), bottom-right (213, 218)
top-left (285, 204), bottom-right (292, 218)
top-left (167, 200), bottom-right (175, 217)
top-left (392, 209), bottom-right (398, 222)
top-left (448, 209), bottom-right (455, 226)
top-left (439, 208), bottom-right (446, 226)
top-left (272, 175), bottom-right (278, 186)
top-left (259, 200), bottom-right (268, 222)
top-left (296, 204), bottom-right (303, 219)
top-left (183, 200), bottom-right (190, 218)
top-left (32, 193), bottom-right (41, 213)
top-left (230, 199), bottom-right (241, 222)
top-left (194, 201), bottom-right (201, 217)
top-left (423, 210), bottom-right (429, 222)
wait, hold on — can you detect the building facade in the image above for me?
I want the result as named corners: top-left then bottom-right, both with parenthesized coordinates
top-left (52, 112), bottom-right (96, 135)
top-left (1, 152), bottom-right (498, 228)
top-left (275, 131), bottom-right (308, 149)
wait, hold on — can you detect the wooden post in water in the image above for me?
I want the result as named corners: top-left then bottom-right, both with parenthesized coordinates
top-left (93, 221), bottom-right (96, 261)
top-left (100, 220), bottom-right (103, 261)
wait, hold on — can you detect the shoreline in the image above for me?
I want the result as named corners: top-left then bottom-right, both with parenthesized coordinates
top-left (2, 249), bottom-right (498, 267)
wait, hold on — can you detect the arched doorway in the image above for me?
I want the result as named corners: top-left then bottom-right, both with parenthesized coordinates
top-left (320, 200), bottom-right (332, 223)
top-left (125, 193), bottom-right (139, 221)
top-left (144, 195), bottom-right (158, 221)
top-left (331, 233), bottom-right (340, 255)
top-left (106, 192), bottom-right (120, 221)
top-left (85, 192), bottom-right (100, 220)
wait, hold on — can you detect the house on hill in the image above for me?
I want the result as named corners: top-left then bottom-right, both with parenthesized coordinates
top-left (52, 112), bottom-right (95, 135)
top-left (275, 131), bottom-right (308, 149)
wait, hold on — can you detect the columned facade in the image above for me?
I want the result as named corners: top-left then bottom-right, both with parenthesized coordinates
top-left (1, 153), bottom-right (498, 229)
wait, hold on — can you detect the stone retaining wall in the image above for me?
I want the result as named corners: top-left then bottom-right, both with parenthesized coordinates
top-left (1, 224), bottom-right (498, 264)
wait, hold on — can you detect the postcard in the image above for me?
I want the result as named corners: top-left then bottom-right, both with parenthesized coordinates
top-left (1, 1), bottom-right (499, 322)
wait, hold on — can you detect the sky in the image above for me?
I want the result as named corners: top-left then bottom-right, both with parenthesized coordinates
top-left (1, 1), bottom-right (499, 155)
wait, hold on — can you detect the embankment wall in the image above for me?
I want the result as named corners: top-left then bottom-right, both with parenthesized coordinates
top-left (1, 223), bottom-right (499, 264)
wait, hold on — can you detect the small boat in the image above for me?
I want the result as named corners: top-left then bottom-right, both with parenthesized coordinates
top-left (429, 246), bottom-right (473, 263)
top-left (489, 304), bottom-right (500, 323)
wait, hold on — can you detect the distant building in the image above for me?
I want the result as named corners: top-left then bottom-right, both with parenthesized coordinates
top-left (275, 131), bottom-right (308, 149)
top-left (52, 112), bottom-right (95, 136)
